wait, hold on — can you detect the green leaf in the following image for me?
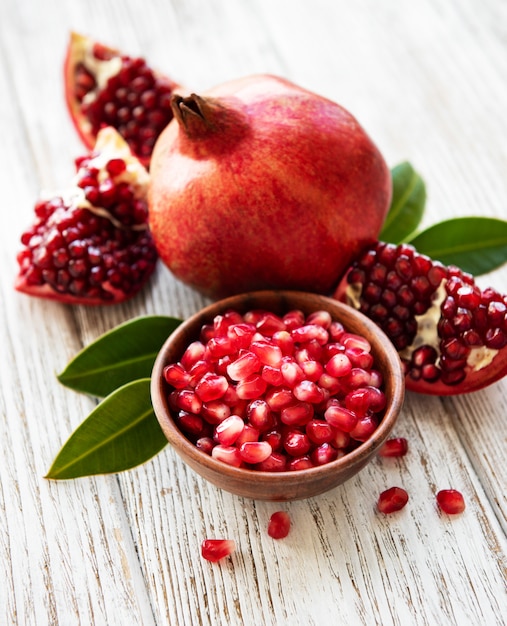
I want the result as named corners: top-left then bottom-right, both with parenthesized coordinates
top-left (58, 315), bottom-right (182, 397)
top-left (45, 379), bottom-right (167, 479)
top-left (380, 162), bottom-right (427, 243)
top-left (407, 217), bottom-right (507, 275)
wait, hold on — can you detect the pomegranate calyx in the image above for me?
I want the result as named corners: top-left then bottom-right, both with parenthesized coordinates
top-left (171, 94), bottom-right (215, 133)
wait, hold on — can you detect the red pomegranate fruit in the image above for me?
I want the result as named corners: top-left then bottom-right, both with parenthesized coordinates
top-left (334, 241), bottom-right (507, 395)
top-left (15, 127), bottom-right (158, 305)
top-left (64, 32), bottom-right (181, 167)
top-left (148, 74), bottom-right (392, 299)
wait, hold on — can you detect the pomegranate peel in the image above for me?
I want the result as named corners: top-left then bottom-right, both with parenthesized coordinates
top-left (64, 31), bottom-right (181, 167)
top-left (149, 74), bottom-right (392, 299)
top-left (15, 127), bottom-right (157, 306)
top-left (335, 241), bottom-right (507, 395)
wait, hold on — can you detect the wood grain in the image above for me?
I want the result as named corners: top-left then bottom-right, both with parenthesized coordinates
top-left (1, 0), bottom-right (506, 624)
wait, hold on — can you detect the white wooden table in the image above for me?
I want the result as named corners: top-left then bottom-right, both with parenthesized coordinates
top-left (1, 1), bottom-right (507, 624)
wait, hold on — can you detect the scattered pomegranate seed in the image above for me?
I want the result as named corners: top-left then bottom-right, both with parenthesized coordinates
top-left (267, 511), bottom-right (291, 539)
top-left (377, 487), bottom-right (409, 513)
top-left (378, 437), bottom-right (409, 457)
top-left (436, 489), bottom-right (466, 514)
top-left (201, 539), bottom-right (236, 562)
top-left (163, 309), bottom-right (388, 471)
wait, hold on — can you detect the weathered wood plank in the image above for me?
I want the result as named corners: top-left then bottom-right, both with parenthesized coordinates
top-left (1, 0), bottom-right (506, 624)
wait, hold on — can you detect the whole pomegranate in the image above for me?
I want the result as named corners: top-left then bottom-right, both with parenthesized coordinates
top-left (148, 74), bottom-right (392, 299)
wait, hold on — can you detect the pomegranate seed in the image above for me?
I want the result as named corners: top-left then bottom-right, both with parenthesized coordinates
top-left (377, 487), bottom-right (409, 513)
top-left (349, 414), bottom-right (378, 441)
top-left (235, 424), bottom-right (259, 446)
top-left (436, 489), bottom-right (466, 514)
top-left (324, 404), bottom-right (358, 432)
top-left (211, 445), bottom-right (243, 467)
top-left (311, 442), bottom-right (339, 465)
top-left (293, 379), bottom-right (325, 403)
top-left (163, 363), bottom-right (190, 389)
top-left (201, 539), bottom-right (236, 562)
top-left (256, 452), bottom-right (287, 471)
top-left (239, 441), bottom-right (272, 463)
top-left (325, 353), bottom-right (352, 377)
top-left (283, 430), bottom-right (311, 456)
top-left (287, 455), bottom-right (313, 471)
top-left (227, 350), bottom-right (261, 380)
top-left (195, 437), bottom-right (214, 455)
top-left (280, 401), bottom-right (314, 426)
top-left (174, 389), bottom-right (202, 414)
top-left (280, 359), bottom-right (305, 386)
top-left (236, 375), bottom-right (267, 399)
top-left (306, 419), bottom-right (334, 445)
top-left (247, 399), bottom-right (274, 432)
top-left (378, 437), bottom-right (408, 457)
top-left (201, 401), bottom-right (231, 424)
top-left (267, 511), bottom-right (291, 539)
top-left (195, 372), bottom-right (229, 401)
top-left (250, 340), bottom-right (283, 366)
top-left (215, 415), bottom-right (244, 445)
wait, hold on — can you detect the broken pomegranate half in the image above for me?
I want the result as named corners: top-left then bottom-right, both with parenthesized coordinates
top-left (15, 127), bottom-right (158, 305)
top-left (334, 241), bottom-right (507, 395)
top-left (64, 31), bottom-right (181, 167)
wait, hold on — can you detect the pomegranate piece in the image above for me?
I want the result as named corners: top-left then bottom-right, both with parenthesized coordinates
top-left (436, 489), bottom-right (466, 514)
top-left (15, 128), bottom-right (157, 305)
top-left (201, 539), bottom-right (236, 562)
top-left (378, 437), bottom-right (409, 458)
top-left (64, 32), bottom-right (181, 167)
top-left (335, 241), bottom-right (507, 395)
top-left (267, 511), bottom-right (291, 539)
top-left (377, 486), bottom-right (409, 513)
top-left (163, 308), bottom-right (388, 471)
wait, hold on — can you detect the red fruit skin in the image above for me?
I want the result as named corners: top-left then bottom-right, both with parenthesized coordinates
top-left (149, 74), bottom-right (392, 300)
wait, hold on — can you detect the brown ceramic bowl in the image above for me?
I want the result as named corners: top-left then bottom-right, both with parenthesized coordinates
top-left (151, 290), bottom-right (405, 501)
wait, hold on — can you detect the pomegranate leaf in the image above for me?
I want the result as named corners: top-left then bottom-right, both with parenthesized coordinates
top-left (407, 217), bottom-right (507, 275)
top-left (45, 379), bottom-right (167, 479)
top-left (380, 162), bottom-right (426, 244)
top-left (58, 315), bottom-right (182, 397)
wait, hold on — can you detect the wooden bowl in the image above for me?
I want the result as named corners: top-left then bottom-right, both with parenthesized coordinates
top-left (151, 291), bottom-right (405, 501)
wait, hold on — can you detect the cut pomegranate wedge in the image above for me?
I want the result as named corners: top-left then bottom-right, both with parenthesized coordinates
top-left (334, 241), bottom-right (507, 395)
top-left (15, 127), bottom-right (158, 305)
top-left (64, 31), bottom-right (181, 167)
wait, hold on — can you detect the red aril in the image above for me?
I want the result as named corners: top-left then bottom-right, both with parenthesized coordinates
top-left (378, 437), bottom-right (408, 457)
top-left (149, 74), bottom-right (392, 299)
top-left (64, 32), bottom-right (182, 167)
top-left (267, 511), bottom-right (291, 539)
top-left (377, 486), bottom-right (409, 513)
top-left (162, 308), bottom-right (389, 471)
top-left (436, 489), bottom-right (466, 514)
top-left (15, 128), bottom-right (157, 305)
top-left (201, 539), bottom-right (236, 562)
top-left (335, 241), bottom-right (507, 395)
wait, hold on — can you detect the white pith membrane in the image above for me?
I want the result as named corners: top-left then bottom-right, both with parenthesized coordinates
top-left (71, 32), bottom-right (122, 106)
top-left (345, 280), bottom-right (499, 375)
top-left (40, 127), bottom-right (150, 231)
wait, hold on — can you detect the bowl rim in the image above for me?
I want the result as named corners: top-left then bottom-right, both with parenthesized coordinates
top-left (151, 290), bottom-right (405, 482)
